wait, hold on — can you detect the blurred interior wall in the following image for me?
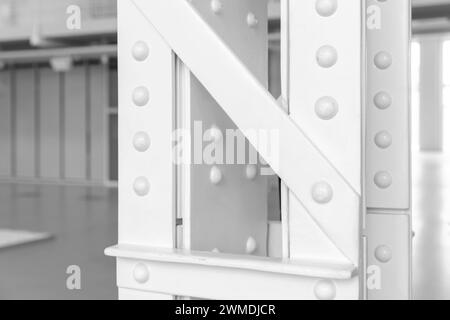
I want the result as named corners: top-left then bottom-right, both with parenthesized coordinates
top-left (0, 61), bottom-right (118, 185)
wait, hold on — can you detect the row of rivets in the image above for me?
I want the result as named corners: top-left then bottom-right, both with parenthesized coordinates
top-left (211, 236), bottom-right (257, 255)
top-left (209, 164), bottom-right (259, 185)
top-left (131, 41), bottom-right (152, 198)
top-left (210, 0), bottom-right (258, 28)
top-left (373, 23), bottom-right (393, 189)
top-left (313, 1), bottom-right (338, 301)
top-left (208, 125), bottom-right (223, 185)
top-left (373, 1), bottom-right (393, 268)
top-left (311, 0), bottom-right (337, 206)
top-left (207, 126), bottom-right (258, 184)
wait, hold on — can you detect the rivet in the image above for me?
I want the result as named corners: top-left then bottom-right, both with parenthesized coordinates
top-left (374, 51), bottom-right (392, 70)
top-left (210, 166), bottom-right (223, 185)
top-left (247, 13), bottom-right (258, 28)
top-left (374, 131), bottom-right (392, 149)
top-left (133, 177), bottom-right (150, 196)
top-left (133, 263), bottom-right (149, 283)
top-left (132, 86), bottom-right (149, 107)
top-left (212, 248), bottom-right (220, 253)
top-left (374, 171), bottom-right (392, 189)
top-left (374, 91), bottom-right (392, 110)
top-left (314, 280), bottom-right (336, 300)
top-left (207, 125), bottom-right (223, 143)
top-left (245, 164), bottom-right (258, 180)
top-left (315, 0), bottom-right (338, 17)
top-left (316, 45), bottom-right (338, 68)
top-left (132, 41), bottom-right (149, 61)
top-left (311, 181), bottom-right (333, 204)
top-left (133, 132), bottom-right (151, 152)
top-left (246, 236), bottom-right (257, 254)
top-left (315, 96), bottom-right (339, 120)
top-left (211, 0), bottom-right (222, 14)
top-left (375, 245), bottom-right (392, 263)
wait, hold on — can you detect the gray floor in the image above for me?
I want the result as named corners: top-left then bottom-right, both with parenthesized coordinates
top-left (0, 151), bottom-right (449, 299)
top-left (0, 183), bottom-right (118, 300)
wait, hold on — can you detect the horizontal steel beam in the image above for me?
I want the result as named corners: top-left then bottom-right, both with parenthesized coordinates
top-left (106, 244), bottom-right (358, 300)
top-left (413, 4), bottom-right (450, 20)
top-left (0, 44), bottom-right (117, 63)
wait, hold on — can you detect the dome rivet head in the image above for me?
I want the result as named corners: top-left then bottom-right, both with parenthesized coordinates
top-left (374, 171), bottom-right (392, 189)
top-left (247, 13), bottom-right (258, 28)
top-left (315, 96), bottom-right (339, 120)
top-left (210, 166), bottom-right (223, 185)
top-left (246, 237), bottom-right (257, 254)
top-left (374, 51), bottom-right (392, 70)
top-left (211, 0), bottom-right (223, 14)
top-left (133, 263), bottom-right (149, 284)
top-left (133, 177), bottom-right (150, 196)
top-left (133, 132), bottom-right (151, 152)
top-left (132, 41), bottom-right (149, 61)
top-left (245, 164), bottom-right (258, 180)
top-left (375, 131), bottom-right (392, 149)
top-left (132, 86), bottom-right (149, 107)
top-left (375, 245), bottom-right (392, 263)
top-left (314, 280), bottom-right (336, 300)
top-left (374, 91), bottom-right (392, 110)
top-left (312, 181), bottom-right (333, 204)
top-left (316, 45), bottom-right (338, 68)
top-left (315, 0), bottom-right (338, 17)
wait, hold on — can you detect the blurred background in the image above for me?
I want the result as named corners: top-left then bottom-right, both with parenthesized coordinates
top-left (0, 0), bottom-right (448, 300)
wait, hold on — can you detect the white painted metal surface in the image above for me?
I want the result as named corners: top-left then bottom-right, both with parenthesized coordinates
top-left (365, 0), bottom-right (412, 299)
top-left (366, 0), bottom-right (411, 210)
top-left (108, 0), bottom-right (412, 300)
top-left (180, 0), bottom-right (269, 256)
top-left (286, 0), bottom-right (362, 273)
top-left (117, 0), bottom-right (176, 253)
top-left (134, 0), bottom-right (361, 264)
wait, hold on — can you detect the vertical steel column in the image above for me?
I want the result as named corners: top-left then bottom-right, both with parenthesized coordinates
top-left (284, 0), bottom-right (364, 299)
top-left (365, 0), bottom-right (412, 300)
top-left (116, 0), bottom-right (176, 299)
